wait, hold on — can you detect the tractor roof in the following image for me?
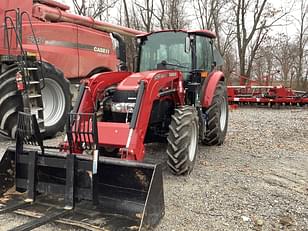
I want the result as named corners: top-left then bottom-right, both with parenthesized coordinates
top-left (137, 29), bottom-right (216, 39)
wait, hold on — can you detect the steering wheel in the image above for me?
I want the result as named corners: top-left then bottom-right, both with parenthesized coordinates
top-left (167, 58), bottom-right (182, 65)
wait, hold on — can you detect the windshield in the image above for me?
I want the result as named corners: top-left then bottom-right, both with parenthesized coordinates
top-left (139, 32), bottom-right (191, 74)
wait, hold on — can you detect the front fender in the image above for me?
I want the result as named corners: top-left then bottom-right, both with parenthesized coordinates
top-left (201, 71), bottom-right (224, 108)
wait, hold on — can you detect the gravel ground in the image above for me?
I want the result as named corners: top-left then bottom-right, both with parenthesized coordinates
top-left (0, 108), bottom-right (307, 231)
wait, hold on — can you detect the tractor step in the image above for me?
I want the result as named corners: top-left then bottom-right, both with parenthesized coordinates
top-left (23, 67), bottom-right (38, 71)
top-left (30, 106), bottom-right (44, 112)
top-left (28, 94), bottom-right (42, 98)
top-left (29, 81), bottom-right (40, 85)
top-left (17, 58), bottom-right (45, 133)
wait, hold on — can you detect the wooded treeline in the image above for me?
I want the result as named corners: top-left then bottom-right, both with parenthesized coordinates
top-left (70, 0), bottom-right (307, 90)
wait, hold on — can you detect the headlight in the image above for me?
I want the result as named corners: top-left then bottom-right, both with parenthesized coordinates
top-left (111, 102), bottom-right (135, 113)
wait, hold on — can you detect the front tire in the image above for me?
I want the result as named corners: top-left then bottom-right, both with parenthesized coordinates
top-left (167, 106), bottom-right (199, 175)
top-left (201, 81), bottom-right (228, 146)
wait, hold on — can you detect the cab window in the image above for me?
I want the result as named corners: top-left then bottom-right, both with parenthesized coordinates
top-left (195, 36), bottom-right (214, 71)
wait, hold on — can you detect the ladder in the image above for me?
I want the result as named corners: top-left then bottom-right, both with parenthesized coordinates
top-left (4, 9), bottom-right (46, 133)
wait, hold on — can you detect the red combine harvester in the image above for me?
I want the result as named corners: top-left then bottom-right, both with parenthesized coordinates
top-left (0, 0), bottom-right (143, 138)
top-left (228, 74), bottom-right (308, 107)
top-left (0, 30), bottom-right (228, 230)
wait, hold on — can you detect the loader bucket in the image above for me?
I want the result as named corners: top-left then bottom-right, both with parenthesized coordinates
top-left (0, 147), bottom-right (164, 230)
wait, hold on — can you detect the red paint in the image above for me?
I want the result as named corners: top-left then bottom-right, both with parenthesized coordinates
top-left (88, 71), bottom-right (132, 101)
top-left (117, 70), bottom-right (185, 160)
top-left (77, 72), bottom-right (132, 113)
top-left (75, 69), bottom-right (185, 160)
top-left (138, 29), bottom-right (216, 39)
top-left (97, 122), bottom-right (130, 146)
top-left (227, 74), bottom-right (308, 106)
top-left (0, 0), bottom-right (143, 80)
top-left (201, 71), bottom-right (225, 108)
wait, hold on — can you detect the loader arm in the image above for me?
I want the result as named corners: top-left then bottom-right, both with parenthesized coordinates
top-left (119, 70), bottom-right (185, 160)
top-left (75, 71), bottom-right (132, 113)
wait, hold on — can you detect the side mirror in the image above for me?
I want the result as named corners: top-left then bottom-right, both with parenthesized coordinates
top-left (211, 61), bottom-right (217, 71)
top-left (185, 36), bottom-right (191, 53)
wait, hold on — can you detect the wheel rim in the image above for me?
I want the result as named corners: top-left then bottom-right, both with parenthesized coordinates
top-left (220, 97), bottom-right (227, 131)
top-left (42, 78), bottom-right (65, 127)
top-left (188, 120), bottom-right (198, 162)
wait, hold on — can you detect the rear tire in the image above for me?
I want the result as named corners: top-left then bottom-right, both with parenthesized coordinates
top-left (0, 66), bottom-right (22, 138)
top-left (41, 63), bottom-right (71, 138)
top-left (167, 106), bottom-right (198, 175)
top-left (0, 63), bottom-right (71, 139)
top-left (201, 81), bottom-right (228, 146)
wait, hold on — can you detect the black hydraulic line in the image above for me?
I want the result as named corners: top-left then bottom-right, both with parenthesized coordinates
top-left (130, 80), bottom-right (145, 129)
top-left (158, 88), bottom-right (176, 97)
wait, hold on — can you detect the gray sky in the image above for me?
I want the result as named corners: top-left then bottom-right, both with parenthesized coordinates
top-left (61, 0), bottom-right (305, 38)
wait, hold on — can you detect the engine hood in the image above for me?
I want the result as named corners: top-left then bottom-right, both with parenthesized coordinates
top-left (116, 70), bottom-right (182, 91)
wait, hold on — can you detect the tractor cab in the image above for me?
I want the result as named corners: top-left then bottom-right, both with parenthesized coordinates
top-left (136, 30), bottom-right (224, 82)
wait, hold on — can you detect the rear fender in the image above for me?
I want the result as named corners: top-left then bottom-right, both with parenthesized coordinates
top-left (201, 71), bottom-right (224, 108)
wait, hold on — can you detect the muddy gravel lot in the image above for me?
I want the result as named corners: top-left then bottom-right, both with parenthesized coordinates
top-left (0, 108), bottom-right (307, 231)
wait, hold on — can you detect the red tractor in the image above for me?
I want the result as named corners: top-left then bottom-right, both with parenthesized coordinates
top-left (0, 30), bottom-right (228, 230)
top-left (0, 0), bottom-right (142, 138)
top-left (68, 29), bottom-right (229, 173)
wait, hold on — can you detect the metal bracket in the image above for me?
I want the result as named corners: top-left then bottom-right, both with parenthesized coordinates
top-left (64, 154), bottom-right (75, 210)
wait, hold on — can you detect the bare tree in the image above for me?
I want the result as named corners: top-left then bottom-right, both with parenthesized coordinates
top-left (192, 0), bottom-right (236, 80)
top-left (192, 0), bottom-right (221, 31)
top-left (233, 0), bottom-right (289, 79)
top-left (294, 0), bottom-right (308, 90)
top-left (154, 0), bottom-right (167, 29)
top-left (165, 0), bottom-right (188, 29)
top-left (122, 0), bottom-right (131, 27)
top-left (72, 0), bottom-right (118, 21)
top-left (134, 0), bottom-right (155, 32)
top-left (270, 34), bottom-right (297, 86)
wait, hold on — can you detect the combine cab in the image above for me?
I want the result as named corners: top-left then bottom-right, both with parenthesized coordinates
top-left (0, 30), bottom-right (228, 230)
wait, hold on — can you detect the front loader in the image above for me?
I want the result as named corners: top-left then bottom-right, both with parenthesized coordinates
top-left (0, 30), bottom-right (228, 230)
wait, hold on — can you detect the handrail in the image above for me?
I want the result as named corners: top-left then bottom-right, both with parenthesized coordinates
top-left (21, 11), bottom-right (45, 89)
top-left (3, 9), bottom-right (45, 89)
